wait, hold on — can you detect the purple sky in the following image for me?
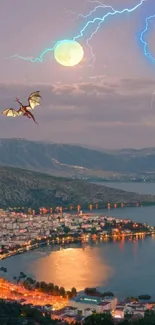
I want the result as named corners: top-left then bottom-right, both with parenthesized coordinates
top-left (0, 0), bottom-right (155, 149)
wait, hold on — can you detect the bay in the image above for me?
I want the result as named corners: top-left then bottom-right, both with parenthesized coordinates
top-left (93, 181), bottom-right (155, 195)
top-left (1, 182), bottom-right (155, 301)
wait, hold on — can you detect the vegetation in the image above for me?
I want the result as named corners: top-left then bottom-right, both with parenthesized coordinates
top-left (1, 299), bottom-right (155, 325)
top-left (138, 295), bottom-right (151, 300)
top-left (14, 273), bottom-right (77, 299)
top-left (0, 300), bottom-right (58, 325)
top-left (81, 311), bottom-right (155, 325)
top-left (84, 288), bottom-right (114, 298)
top-left (125, 296), bottom-right (139, 302)
top-left (0, 267), bottom-right (77, 298)
top-left (82, 313), bottom-right (114, 325)
top-left (0, 267), bottom-right (7, 273)
top-left (0, 165), bottom-right (155, 209)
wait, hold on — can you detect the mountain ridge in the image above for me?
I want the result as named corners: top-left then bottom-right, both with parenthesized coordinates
top-left (0, 138), bottom-right (155, 175)
top-left (0, 165), bottom-right (154, 208)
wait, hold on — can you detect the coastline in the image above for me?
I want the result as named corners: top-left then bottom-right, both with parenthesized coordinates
top-left (1, 229), bottom-right (155, 261)
top-left (1, 227), bottom-right (155, 304)
top-left (6, 201), bottom-right (155, 214)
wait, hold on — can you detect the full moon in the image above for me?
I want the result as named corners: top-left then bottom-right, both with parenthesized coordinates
top-left (54, 40), bottom-right (84, 67)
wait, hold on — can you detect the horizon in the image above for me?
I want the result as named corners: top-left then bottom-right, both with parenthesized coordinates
top-left (0, 137), bottom-right (155, 151)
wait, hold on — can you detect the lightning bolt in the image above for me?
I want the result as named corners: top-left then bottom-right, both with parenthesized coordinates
top-left (63, 1), bottom-right (116, 67)
top-left (139, 15), bottom-right (155, 111)
top-left (140, 14), bottom-right (155, 63)
top-left (10, 0), bottom-right (145, 64)
top-left (70, 0), bottom-right (116, 65)
top-left (66, 0), bottom-right (115, 21)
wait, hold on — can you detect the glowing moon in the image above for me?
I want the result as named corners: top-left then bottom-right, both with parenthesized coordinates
top-left (54, 40), bottom-right (84, 67)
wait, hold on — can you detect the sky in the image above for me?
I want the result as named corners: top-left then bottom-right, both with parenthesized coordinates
top-left (0, 0), bottom-right (155, 149)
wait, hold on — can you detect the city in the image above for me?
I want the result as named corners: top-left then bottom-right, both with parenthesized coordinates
top-left (0, 275), bottom-right (155, 324)
top-left (0, 0), bottom-right (155, 323)
top-left (0, 208), bottom-right (154, 259)
top-left (0, 208), bottom-right (155, 324)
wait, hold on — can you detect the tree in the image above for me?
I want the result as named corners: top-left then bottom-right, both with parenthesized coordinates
top-left (34, 281), bottom-right (40, 289)
top-left (54, 285), bottom-right (59, 295)
top-left (119, 320), bottom-right (130, 325)
top-left (0, 267), bottom-right (7, 273)
top-left (40, 281), bottom-right (48, 292)
top-left (22, 279), bottom-right (32, 290)
top-left (102, 291), bottom-right (114, 297)
top-left (63, 226), bottom-right (70, 233)
top-left (19, 272), bottom-right (26, 279)
top-left (71, 287), bottom-right (77, 297)
top-left (67, 290), bottom-right (72, 299)
top-left (59, 286), bottom-right (66, 297)
top-left (85, 288), bottom-right (97, 295)
top-left (48, 283), bottom-right (54, 293)
top-left (125, 296), bottom-right (138, 302)
top-left (17, 277), bottom-right (21, 284)
top-left (27, 277), bottom-right (35, 285)
top-left (138, 294), bottom-right (151, 300)
top-left (83, 313), bottom-right (114, 325)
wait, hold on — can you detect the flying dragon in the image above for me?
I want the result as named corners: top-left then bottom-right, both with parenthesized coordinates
top-left (1, 91), bottom-right (42, 124)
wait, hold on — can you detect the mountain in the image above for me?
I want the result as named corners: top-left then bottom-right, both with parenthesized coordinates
top-left (0, 138), bottom-right (155, 175)
top-left (0, 165), bottom-right (154, 208)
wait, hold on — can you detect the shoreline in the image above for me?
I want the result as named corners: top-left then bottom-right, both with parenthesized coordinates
top-left (5, 201), bottom-right (155, 213)
top-left (1, 230), bottom-right (155, 261)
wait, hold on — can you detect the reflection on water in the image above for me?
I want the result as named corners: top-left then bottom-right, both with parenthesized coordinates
top-left (25, 236), bottom-right (155, 299)
top-left (29, 246), bottom-right (115, 291)
top-left (117, 237), bottom-right (125, 251)
top-left (2, 235), bottom-right (155, 299)
top-left (2, 192), bottom-right (155, 300)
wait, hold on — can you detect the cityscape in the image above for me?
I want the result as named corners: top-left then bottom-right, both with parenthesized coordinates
top-left (0, 207), bottom-right (155, 324)
top-left (0, 208), bottom-right (154, 258)
top-left (1, 0), bottom-right (155, 324)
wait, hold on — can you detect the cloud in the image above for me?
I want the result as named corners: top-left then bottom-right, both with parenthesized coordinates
top-left (0, 77), bottom-right (155, 148)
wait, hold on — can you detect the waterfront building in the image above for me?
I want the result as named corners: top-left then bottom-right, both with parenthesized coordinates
top-left (69, 294), bottom-right (103, 311)
top-left (69, 293), bottom-right (118, 312)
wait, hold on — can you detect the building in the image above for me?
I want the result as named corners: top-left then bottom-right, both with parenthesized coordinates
top-left (133, 310), bottom-right (145, 317)
top-left (69, 294), bottom-right (118, 313)
top-left (82, 308), bottom-right (92, 317)
top-left (96, 301), bottom-right (111, 313)
top-left (67, 307), bottom-right (78, 316)
top-left (114, 306), bottom-right (124, 319)
top-left (69, 294), bottom-right (103, 311)
top-left (104, 297), bottom-right (118, 310)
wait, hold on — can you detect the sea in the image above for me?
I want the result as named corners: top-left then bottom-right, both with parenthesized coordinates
top-left (2, 182), bottom-right (155, 301)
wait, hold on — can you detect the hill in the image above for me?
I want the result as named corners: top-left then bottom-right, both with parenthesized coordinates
top-left (0, 165), bottom-right (155, 208)
top-left (0, 138), bottom-right (155, 175)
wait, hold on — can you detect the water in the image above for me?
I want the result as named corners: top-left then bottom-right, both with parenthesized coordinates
top-left (93, 181), bottom-right (155, 195)
top-left (2, 182), bottom-right (155, 300)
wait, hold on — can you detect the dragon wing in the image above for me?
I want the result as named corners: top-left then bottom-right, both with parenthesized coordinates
top-left (1, 108), bottom-right (21, 117)
top-left (27, 91), bottom-right (42, 110)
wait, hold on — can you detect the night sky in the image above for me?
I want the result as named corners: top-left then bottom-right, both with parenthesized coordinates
top-left (0, 0), bottom-right (154, 148)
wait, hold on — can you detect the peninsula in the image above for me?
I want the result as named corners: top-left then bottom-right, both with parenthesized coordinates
top-left (0, 166), bottom-right (155, 209)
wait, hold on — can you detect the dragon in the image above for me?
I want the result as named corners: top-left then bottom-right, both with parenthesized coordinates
top-left (1, 91), bottom-right (42, 124)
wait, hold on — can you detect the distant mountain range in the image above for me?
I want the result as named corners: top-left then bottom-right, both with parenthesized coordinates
top-left (0, 138), bottom-right (155, 176)
top-left (0, 165), bottom-right (154, 208)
